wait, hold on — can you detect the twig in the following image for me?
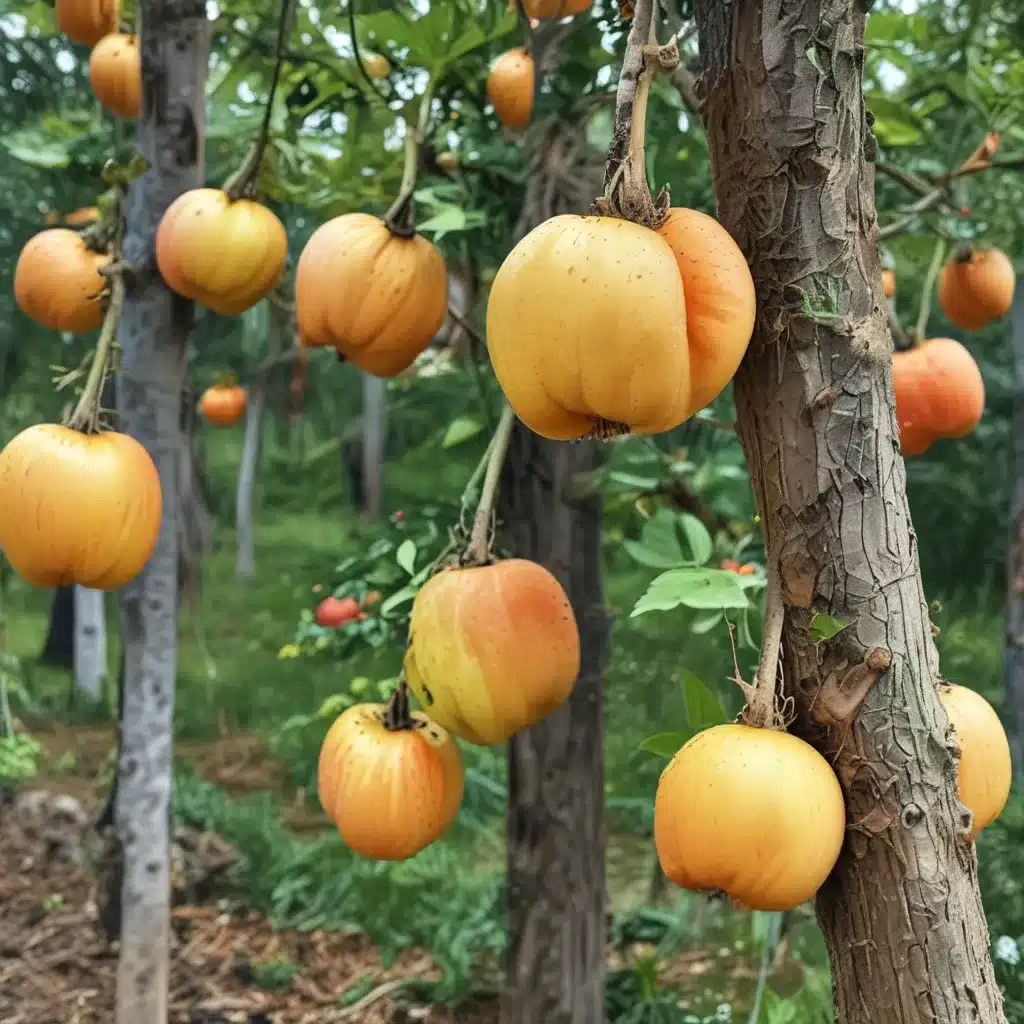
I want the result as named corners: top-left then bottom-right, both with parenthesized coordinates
top-left (887, 297), bottom-right (912, 352)
top-left (224, 0), bottom-right (295, 200)
top-left (463, 403), bottom-right (516, 565)
top-left (346, 0), bottom-right (389, 103)
top-left (383, 77), bottom-right (436, 235)
top-left (329, 978), bottom-right (417, 1021)
top-left (914, 237), bottom-right (947, 344)
top-left (739, 556), bottom-right (785, 730)
top-left (66, 271), bottom-right (126, 434)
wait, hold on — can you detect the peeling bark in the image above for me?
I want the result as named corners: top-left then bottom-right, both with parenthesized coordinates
top-left (694, 3), bottom-right (1002, 1022)
top-left (113, 1), bottom-right (207, 1020)
top-left (1007, 288), bottom-right (1024, 773)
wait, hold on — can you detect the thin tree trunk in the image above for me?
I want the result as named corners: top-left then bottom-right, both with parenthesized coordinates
top-left (39, 585), bottom-right (75, 669)
top-left (1006, 287), bottom-right (1024, 773)
top-left (113, 2), bottom-right (207, 1020)
top-left (695, 3), bottom-right (1003, 1022)
top-left (360, 373), bottom-right (387, 520)
top-left (236, 283), bottom-right (292, 581)
top-left (498, 428), bottom-right (609, 1024)
top-left (72, 586), bottom-right (107, 703)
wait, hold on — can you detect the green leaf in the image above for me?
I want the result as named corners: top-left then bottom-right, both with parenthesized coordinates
top-left (380, 584), bottom-right (418, 616)
top-left (396, 539), bottom-right (417, 576)
top-left (631, 568), bottom-right (750, 617)
top-left (676, 512), bottom-right (713, 566)
top-left (622, 508), bottom-right (689, 570)
top-left (810, 611), bottom-right (852, 643)
top-left (690, 611), bottom-right (724, 635)
top-left (605, 470), bottom-right (660, 493)
top-left (417, 205), bottom-right (468, 237)
top-left (442, 415), bottom-right (483, 448)
top-left (638, 731), bottom-right (693, 758)
top-left (3, 137), bottom-right (71, 169)
top-left (681, 669), bottom-right (728, 731)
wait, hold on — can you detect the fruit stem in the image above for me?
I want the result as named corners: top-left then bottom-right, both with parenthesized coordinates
top-left (384, 679), bottom-right (414, 731)
top-left (347, 0), bottom-right (390, 103)
top-left (464, 402), bottom-right (516, 565)
top-left (66, 269), bottom-right (126, 435)
top-left (224, 0), bottom-right (294, 201)
top-left (594, 0), bottom-right (677, 229)
top-left (384, 78), bottom-right (436, 238)
top-left (914, 236), bottom-right (947, 345)
top-left (740, 557), bottom-right (786, 730)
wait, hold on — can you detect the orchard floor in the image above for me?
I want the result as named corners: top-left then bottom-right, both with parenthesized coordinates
top-left (0, 793), bottom-right (499, 1024)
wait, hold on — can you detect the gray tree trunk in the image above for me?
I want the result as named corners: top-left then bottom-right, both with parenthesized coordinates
top-left (360, 373), bottom-right (387, 521)
top-left (72, 586), bottom-right (107, 703)
top-left (498, 428), bottom-right (609, 1024)
top-left (113, 1), bottom-right (207, 1020)
top-left (236, 283), bottom-right (292, 581)
top-left (1006, 287), bottom-right (1024, 772)
top-left (695, 3), bottom-right (1003, 1022)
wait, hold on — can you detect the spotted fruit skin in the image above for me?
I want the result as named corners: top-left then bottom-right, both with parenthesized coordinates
top-left (404, 559), bottom-right (581, 746)
top-left (940, 683), bottom-right (1012, 839)
top-left (486, 215), bottom-right (691, 440)
top-left (317, 703), bottom-right (464, 861)
top-left (654, 723), bottom-right (846, 912)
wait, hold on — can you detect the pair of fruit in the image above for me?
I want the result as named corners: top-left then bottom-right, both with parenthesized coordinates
top-left (654, 683), bottom-right (1011, 911)
top-left (317, 558), bottom-right (581, 860)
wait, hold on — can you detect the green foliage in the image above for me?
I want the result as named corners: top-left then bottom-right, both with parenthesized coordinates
top-left (251, 957), bottom-right (297, 990)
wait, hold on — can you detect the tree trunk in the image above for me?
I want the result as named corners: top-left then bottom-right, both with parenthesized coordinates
top-left (360, 373), bottom-right (387, 521)
top-left (112, 2), bottom-right (207, 1020)
top-left (1006, 287), bottom-right (1024, 773)
top-left (236, 282), bottom-right (292, 581)
top-left (695, 3), bottom-right (1003, 1022)
top-left (498, 428), bottom-right (609, 1024)
top-left (72, 586), bottom-right (107, 703)
top-left (39, 585), bottom-right (75, 669)
top-left (178, 385), bottom-right (214, 600)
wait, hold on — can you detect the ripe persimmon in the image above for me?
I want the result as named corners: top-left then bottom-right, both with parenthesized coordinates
top-left (937, 247), bottom-right (1015, 331)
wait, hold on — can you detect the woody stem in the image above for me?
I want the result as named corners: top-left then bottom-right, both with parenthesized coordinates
top-left (465, 402), bottom-right (516, 564)
top-left (67, 271), bottom-right (125, 434)
top-left (915, 237), bottom-right (947, 344)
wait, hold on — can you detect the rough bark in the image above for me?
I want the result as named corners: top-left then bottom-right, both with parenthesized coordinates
top-left (694, 4), bottom-right (1002, 1022)
top-left (236, 282), bottom-right (292, 581)
top-left (360, 373), bottom-right (388, 521)
top-left (72, 586), bottom-right (107, 703)
top-left (1006, 287), bottom-right (1024, 774)
top-left (498, 429), bottom-right (609, 1024)
top-left (113, 2), bottom-right (207, 1020)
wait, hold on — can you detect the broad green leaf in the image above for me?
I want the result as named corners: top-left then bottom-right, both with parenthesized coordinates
top-left (810, 611), bottom-right (852, 643)
top-left (380, 585), bottom-right (418, 616)
top-left (622, 508), bottom-right (689, 569)
top-left (681, 669), bottom-right (728, 730)
top-left (676, 512), bottom-right (713, 566)
top-left (4, 137), bottom-right (71, 169)
top-left (631, 567), bottom-right (750, 617)
top-left (396, 539), bottom-right (417, 576)
top-left (638, 731), bottom-right (693, 758)
top-left (606, 470), bottom-right (660, 492)
top-left (418, 206), bottom-right (468, 236)
top-left (442, 415), bottom-right (483, 448)
top-left (690, 611), bottom-right (724, 635)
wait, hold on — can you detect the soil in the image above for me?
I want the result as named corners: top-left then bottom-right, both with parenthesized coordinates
top-left (0, 791), bottom-right (498, 1024)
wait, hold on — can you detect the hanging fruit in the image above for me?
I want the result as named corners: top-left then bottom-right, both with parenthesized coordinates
top-left (937, 246), bottom-right (1015, 331)
top-left (404, 558), bottom-right (581, 746)
top-left (56, 0), bottom-right (119, 47)
top-left (14, 228), bottom-right (109, 334)
top-left (487, 48), bottom-right (534, 130)
top-left (295, 212), bottom-right (448, 377)
top-left (0, 424), bottom-right (162, 589)
top-left (362, 53), bottom-right (390, 79)
top-left (88, 33), bottom-right (141, 120)
top-left (891, 338), bottom-right (985, 456)
top-left (487, 215), bottom-right (693, 440)
top-left (318, 687), bottom-right (464, 861)
top-left (656, 207), bottom-right (756, 417)
top-left (654, 723), bottom-right (846, 911)
top-left (521, 0), bottom-right (592, 17)
top-left (314, 595), bottom-right (360, 628)
top-left (199, 383), bottom-right (247, 426)
top-left (155, 189), bottom-right (288, 316)
top-left (940, 683), bottom-right (1012, 840)
top-left (881, 269), bottom-right (895, 298)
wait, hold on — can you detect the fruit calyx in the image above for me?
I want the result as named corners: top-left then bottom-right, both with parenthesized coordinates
top-left (592, 2), bottom-right (679, 231)
top-left (383, 679), bottom-right (417, 732)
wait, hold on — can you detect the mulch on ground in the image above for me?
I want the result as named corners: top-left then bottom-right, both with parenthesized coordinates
top-left (0, 791), bottom-right (498, 1024)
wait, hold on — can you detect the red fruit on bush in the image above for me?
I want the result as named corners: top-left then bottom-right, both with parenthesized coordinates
top-left (315, 596), bottom-right (360, 628)
top-left (720, 559), bottom-right (740, 572)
